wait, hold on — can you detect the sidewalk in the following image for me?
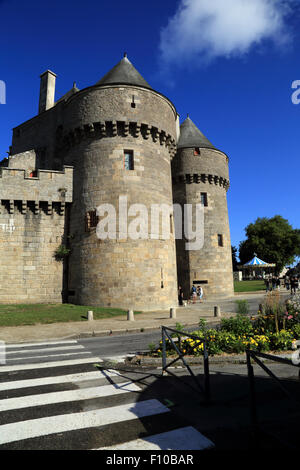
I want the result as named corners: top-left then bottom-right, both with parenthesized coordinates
top-left (0, 291), bottom-right (285, 344)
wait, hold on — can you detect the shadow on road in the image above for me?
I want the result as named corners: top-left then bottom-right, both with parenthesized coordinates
top-left (99, 359), bottom-right (300, 451)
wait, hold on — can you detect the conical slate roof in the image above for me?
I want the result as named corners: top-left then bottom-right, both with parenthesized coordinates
top-left (96, 54), bottom-right (153, 90)
top-left (177, 116), bottom-right (216, 150)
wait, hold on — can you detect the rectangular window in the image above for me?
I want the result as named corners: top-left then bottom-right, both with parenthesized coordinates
top-left (194, 147), bottom-right (200, 155)
top-left (218, 234), bottom-right (224, 247)
top-left (200, 192), bottom-right (208, 207)
top-left (124, 150), bottom-right (134, 170)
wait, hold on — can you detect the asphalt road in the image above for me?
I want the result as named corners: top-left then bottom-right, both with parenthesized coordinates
top-left (76, 324), bottom-right (218, 359)
top-left (77, 330), bottom-right (168, 358)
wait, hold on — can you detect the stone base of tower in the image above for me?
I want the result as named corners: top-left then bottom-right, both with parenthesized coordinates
top-left (67, 237), bottom-right (179, 313)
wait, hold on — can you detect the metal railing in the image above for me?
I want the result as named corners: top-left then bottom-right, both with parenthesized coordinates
top-left (161, 326), bottom-right (211, 403)
top-left (246, 349), bottom-right (300, 446)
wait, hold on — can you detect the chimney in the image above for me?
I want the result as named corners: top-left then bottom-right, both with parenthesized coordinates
top-left (38, 70), bottom-right (57, 114)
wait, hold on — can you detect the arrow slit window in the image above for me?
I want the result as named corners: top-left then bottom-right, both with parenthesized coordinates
top-left (124, 150), bottom-right (134, 170)
top-left (218, 234), bottom-right (224, 247)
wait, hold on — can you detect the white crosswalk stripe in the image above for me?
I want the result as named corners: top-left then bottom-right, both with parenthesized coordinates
top-left (6, 345), bottom-right (85, 355)
top-left (0, 339), bottom-right (214, 450)
top-left (0, 400), bottom-right (170, 445)
top-left (97, 426), bottom-right (215, 451)
top-left (0, 357), bottom-right (103, 372)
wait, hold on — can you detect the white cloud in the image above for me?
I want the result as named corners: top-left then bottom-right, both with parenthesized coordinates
top-left (159, 0), bottom-right (293, 66)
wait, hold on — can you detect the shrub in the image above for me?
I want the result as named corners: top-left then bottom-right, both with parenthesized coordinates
top-left (252, 313), bottom-right (277, 335)
top-left (235, 299), bottom-right (249, 315)
top-left (198, 318), bottom-right (207, 331)
top-left (148, 342), bottom-right (157, 354)
top-left (220, 314), bottom-right (253, 336)
top-left (54, 244), bottom-right (71, 261)
top-left (269, 330), bottom-right (294, 351)
top-left (292, 323), bottom-right (300, 339)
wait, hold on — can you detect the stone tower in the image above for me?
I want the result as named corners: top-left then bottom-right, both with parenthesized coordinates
top-left (172, 116), bottom-right (234, 298)
top-left (61, 55), bottom-right (179, 310)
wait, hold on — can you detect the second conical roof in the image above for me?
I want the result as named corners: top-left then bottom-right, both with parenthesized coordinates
top-left (96, 55), bottom-right (153, 90)
top-left (177, 116), bottom-right (216, 150)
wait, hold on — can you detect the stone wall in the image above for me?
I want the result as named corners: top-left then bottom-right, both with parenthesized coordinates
top-left (8, 150), bottom-right (36, 170)
top-left (0, 165), bottom-right (73, 304)
top-left (0, 166), bottom-right (73, 203)
top-left (10, 102), bottom-right (64, 170)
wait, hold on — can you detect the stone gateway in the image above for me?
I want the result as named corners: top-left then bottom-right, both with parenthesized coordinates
top-left (0, 55), bottom-right (233, 309)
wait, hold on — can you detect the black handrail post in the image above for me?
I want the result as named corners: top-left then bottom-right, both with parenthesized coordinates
top-left (246, 349), bottom-right (259, 447)
top-left (203, 338), bottom-right (211, 404)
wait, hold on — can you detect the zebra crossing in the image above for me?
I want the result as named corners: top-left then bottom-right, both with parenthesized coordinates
top-left (0, 339), bottom-right (214, 450)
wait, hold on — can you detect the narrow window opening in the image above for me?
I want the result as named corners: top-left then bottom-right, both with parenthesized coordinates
top-left (200, 192), bottom-right (208, 207)
top-left (131, 95), bottom-right (136, 108)
top-left (218, 234), bottom-right (224, 247)
top-left (194, 147), bottom-right (200, 155)
top-left (124, 150), bottom-right (134, 170)
top-left (170, 214), bottom-right (173, 234)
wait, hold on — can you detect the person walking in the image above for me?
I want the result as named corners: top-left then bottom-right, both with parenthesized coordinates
top-left (197, 286), bottom-right (204, 303)
top-left (191, 285), bottom-right (197, 304)
top-left (265, 278), bottom-right (270, 292)
top-left (291, 277), bottom-right (296, 295)
top-left (285, 277), bottom-right (290, 291)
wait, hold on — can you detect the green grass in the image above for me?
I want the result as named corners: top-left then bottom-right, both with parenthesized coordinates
top-left (0, 303), bottom-right (141, 327)
top-left (234, 280), bottom-right (266, 293)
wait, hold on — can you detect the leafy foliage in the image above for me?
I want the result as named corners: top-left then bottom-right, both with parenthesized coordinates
top-left (239, 215), bottom-right (300, 273)
top-left (154, 293), bottom-right (300, 357)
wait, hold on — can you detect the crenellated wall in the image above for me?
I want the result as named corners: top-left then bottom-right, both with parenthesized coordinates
top-left (0, 201), bottom-right (70, 304)
top-left (0, 165), bottom-right (73, 205)
top-left (0, 165), bottom-right (73, 304)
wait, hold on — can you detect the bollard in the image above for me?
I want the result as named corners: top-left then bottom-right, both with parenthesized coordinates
top-left (127, 310), bottom-right (135, 321)
top-left (87, 310), bottom-right (94, 321)
top-left (170, 307), bottom-right (176, 319)
top-left (214, 306), bottom-right (221, 318)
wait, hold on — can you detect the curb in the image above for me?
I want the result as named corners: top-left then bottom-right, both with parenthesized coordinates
top-left (126, 351), bottom-right (295, 367)
top-left (3, 323), bottom-right (202, 344)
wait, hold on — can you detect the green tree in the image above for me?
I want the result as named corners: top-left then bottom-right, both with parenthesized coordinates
top-left (232, 245), bottom-right (238, 271)
top-left (239, 216), bottom-right (300, 274)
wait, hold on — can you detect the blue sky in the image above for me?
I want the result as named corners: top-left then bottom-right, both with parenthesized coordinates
top-left (0, 0), bottom-right (300, 260)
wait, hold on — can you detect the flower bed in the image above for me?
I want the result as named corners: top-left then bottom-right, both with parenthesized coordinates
top-left (155, 292), bottom-right (300, 358)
